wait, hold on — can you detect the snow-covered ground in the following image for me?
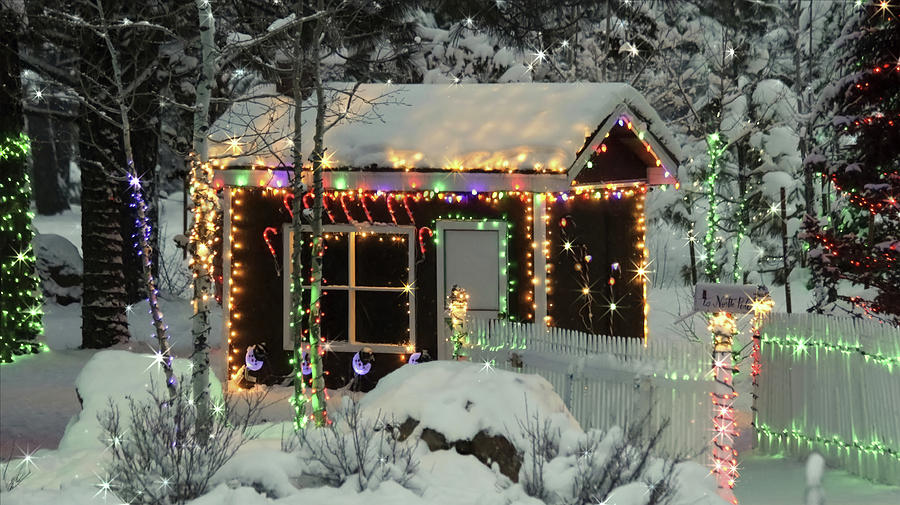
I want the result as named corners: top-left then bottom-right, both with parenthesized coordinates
top-left (3, 197), bottom-right (898, 505)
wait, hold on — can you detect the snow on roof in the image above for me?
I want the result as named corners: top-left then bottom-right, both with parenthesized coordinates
top-left (208, 82), bottom-right (681, 171)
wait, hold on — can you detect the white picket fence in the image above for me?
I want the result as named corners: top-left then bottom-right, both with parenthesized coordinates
top-left (466, 319), bottom-right (712, 460)
top-left (757, 313), bottom-right (900, 485)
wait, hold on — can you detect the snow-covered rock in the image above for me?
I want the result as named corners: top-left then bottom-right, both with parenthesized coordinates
top-left (33, 233), bottom-right (82, 305)
top-left (361, 360), bottom-right (580, 445)
top-left (58, 350), bottom-right (222, 452)
top-left (360, 360), bottom-right (579, 481)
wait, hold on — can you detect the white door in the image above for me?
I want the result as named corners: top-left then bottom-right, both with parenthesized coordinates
top-left (436, 220), bottom-right (508, 359)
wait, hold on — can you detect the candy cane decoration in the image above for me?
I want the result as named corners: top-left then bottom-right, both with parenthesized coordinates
top-left (340, 193), bottom-right (357, 223)
top-left (418, 227), bottom-right (433, 255)
top-left (403, 195), bottom-right (416, 226)
top-left (263, 226), bottom-right (281, 275)
top-left (283, 193), bottom-right (295, 218)
top-left (360, 193), bottom-right (375, 222)
top-left (321, 193), bottom-right (336, 223)
top-left (386, 194), bottom-right (399, 225)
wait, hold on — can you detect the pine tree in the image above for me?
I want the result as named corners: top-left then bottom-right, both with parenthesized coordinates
top-left (802, 2), bottom-right (900, 322)
top-left (0, 3), bottom-right (44, 362)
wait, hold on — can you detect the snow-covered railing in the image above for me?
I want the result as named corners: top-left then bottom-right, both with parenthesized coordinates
top-left (757, 313), bottom-right (900, 485)
top-left (466, 318), bottom-right (712, 460)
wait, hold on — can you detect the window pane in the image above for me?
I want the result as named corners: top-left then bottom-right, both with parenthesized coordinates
top-left (355, 233), bottom-right (409, 287)
top-left (355, 291), bottom-right (409, 345)
top-left (321, 232), bottom-right (349, 286)
top-left (320, 290), bottom-right (349, 342)
top-left (297, 232), bottom-right (312, 283)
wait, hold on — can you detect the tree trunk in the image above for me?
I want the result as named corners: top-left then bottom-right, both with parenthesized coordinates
top-left (0, 4), bottom-right (43, 361)
top-left (289, 7), bottom-right (308, 429)
top-left (80, 133), bottom-right (130, 348)
top-left (96, 0), bottom-right (176, 398)
top-left (190, 0), bottom-right (218, 429)
top-left (119, 35), bottom-right (161, 304)
top-left (306, 2), bottom-right (330, 427)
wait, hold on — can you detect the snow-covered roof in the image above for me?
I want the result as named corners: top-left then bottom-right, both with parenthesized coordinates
top-left (208, 82), bottom-right (681, 172)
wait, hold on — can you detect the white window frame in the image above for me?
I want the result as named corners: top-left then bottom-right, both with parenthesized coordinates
top-left (282, 223), bottom-right (416, 354)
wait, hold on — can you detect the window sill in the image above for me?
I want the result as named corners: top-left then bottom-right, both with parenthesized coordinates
top-left (322, 342), bottom-right (413, 354)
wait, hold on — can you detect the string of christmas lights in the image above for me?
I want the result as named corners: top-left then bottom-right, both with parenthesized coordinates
top-left (188, 158), bottom-right (219, 413)
top-left (127, 171), bottom-right (177, 397)
top-left (0, 132), bottom-right (45, 362)
top-left (759, 333), bottom-right (899, 369)
top-left (704, 133), bottom-right (726, 283)
top-left (756, 424), bottom-right (899, 462)
top-left (749, 296), bottom-right (774, 436)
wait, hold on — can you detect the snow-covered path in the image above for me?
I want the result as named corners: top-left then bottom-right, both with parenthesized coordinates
top-left (736, 455), bottom-right (900, 505)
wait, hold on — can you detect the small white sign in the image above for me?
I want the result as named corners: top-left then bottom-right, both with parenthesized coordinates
top-left (693, 283), bottom-right (768, 314)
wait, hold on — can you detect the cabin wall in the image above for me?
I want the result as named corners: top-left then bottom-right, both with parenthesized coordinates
top-left (222, 186), bottom-right (646, 389)
top-left (223, 188), bottom-right (532, 389)
top-left (546, 191), bottom-right (645, 339)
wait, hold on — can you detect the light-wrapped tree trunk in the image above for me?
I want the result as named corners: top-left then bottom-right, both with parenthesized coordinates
top-left (189, 0), bottom-right (218, 427)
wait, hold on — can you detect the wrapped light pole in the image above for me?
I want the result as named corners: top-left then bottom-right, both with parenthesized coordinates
top-left (677, 283), bottom-right (773, 505)
top-left (709, 311), bottom-right (739, 504)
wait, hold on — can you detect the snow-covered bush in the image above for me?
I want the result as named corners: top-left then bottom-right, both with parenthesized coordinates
top-left (519, 410), bottom-right (681, 505)
top-left (1, 458), bottom-right (31, 493)
top-left (518, 403), bottom-right (561, 500)
top-left (97, 383), bottom-right (266, 505)
top-left (285, 397), bottom-right (419, 492)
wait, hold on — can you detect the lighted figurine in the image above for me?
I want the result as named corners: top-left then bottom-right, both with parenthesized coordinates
top-left (446, 285), bottom-right (470, 360)
top-left (408, 349), bottom-right (431, 364)
top-left (346, 346), bottom-right (375, 392)
top-left (236, 343), bottom-right (268, 388)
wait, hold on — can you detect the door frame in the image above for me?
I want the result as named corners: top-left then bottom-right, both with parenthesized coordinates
top-left (435, 219), bottom-right (509, 360)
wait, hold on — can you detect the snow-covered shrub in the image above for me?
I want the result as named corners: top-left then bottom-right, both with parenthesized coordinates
top-left (518, 403), bottom-right (562, 500)
top-left (97, 382), bottom-right (266, 505)
top-left (520, 410), bottom-right (681, 505)
top-left (1, 458), bottom-right (31, 493)
top-left (157, 234), bottom-right (192, 299)
top-left (286, 397), bottom-right (419, 492)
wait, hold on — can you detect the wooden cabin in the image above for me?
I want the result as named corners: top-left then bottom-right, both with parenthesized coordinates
top-left (208, 83), bottom-right (680, 389)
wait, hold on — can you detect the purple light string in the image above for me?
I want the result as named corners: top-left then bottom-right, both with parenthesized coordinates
top-left (128, 169), bottom-right (176, 387)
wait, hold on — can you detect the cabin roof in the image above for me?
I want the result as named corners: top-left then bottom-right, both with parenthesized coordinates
top-left (208, 82), bottom-right (680, 177)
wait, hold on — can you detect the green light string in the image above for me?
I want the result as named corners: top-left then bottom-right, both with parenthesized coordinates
top-left (0, 132), bottom-right (45, 363)
top-left (0, 132), bottom-right (30, 160)
top-left (704, 133), bottom-right (726, 283)
top-left (430, 213), bottom-right (513, 320)
top-left (760, 333), bottom-right (900, 370)
top-left (757, 424), bottom-right (899, 461)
